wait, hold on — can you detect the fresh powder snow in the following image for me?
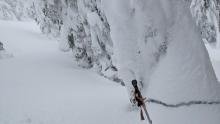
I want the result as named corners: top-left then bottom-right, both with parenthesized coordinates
top-left (0, 0), bottom-right (220, 124)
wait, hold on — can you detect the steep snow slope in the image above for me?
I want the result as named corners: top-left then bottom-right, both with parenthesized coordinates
top-left (103, 0), bottom-right (220, 124)
top-left (0, 17), bottom-right (220, 124)
top-left (206, 44), bottom-right (220, 81)
top-left (147, 1), bottom-right (220, 102)
top-left (0, 20), bottom-right (136, 124)
top-left (145, 3), bottom-right (220, 122)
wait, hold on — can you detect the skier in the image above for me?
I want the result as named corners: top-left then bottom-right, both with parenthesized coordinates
top-left (132, 79), bottom-right (152, 124)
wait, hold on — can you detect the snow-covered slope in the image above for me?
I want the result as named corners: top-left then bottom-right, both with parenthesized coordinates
top-left (206, 44), bottom-right (220, 81)
top-left (1, 1), bottom-right (220, 123)
top-left (0, 20), bottom-right (144, 124)
top-left (103, 0), bottom-right (220, 123)
top-left (146, 1), bottom-right (220, 102)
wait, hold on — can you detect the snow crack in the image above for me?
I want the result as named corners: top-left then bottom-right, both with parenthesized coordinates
top-left (146, 98), bottom-right (220, 108)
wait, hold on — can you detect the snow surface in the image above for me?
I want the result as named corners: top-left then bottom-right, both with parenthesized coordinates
top-left (0, 18), bottom-right (220, 124)
top-left (102, 0), bottom-right (220, 123)
top-left (206, 44), bottom-right (220, 82)
top-left (0, 20), bottom-right (144, 124)
top-left (103, 0), bottom-right (220, 98)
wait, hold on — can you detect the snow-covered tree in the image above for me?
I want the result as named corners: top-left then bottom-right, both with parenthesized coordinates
top-left (103, 0), bottom-right (220, 113)
top-left (0, 0), bottom-right (34, 20)
top-left (30, 0), bottom-right (119, 83)
top-left (2, 0), bottom-right (219, 88)
top-left (191, 0), bottom-right (220, 47)
top-left (0, 1), bottom-right (17, 20)
top-left (59, 0), bottom-right (119, 82)
top-left (33, 0), bottom-right (63, 37)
